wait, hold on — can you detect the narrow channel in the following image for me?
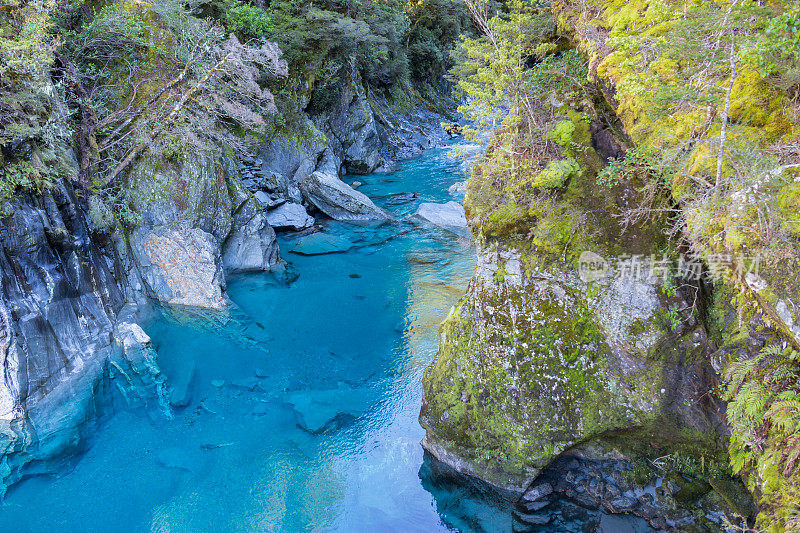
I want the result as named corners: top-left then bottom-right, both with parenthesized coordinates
top-left (0, 141), bottom-right (513, 532)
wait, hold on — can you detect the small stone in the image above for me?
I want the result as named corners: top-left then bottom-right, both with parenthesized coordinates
top-left (211, 379), bottom-right (225, 388)
top-left (519, 497), bottom-right (552, 513)
top-left (522, 483), bottom-right (554, 503)
top-left (512, 510), bottom-right (551, 526)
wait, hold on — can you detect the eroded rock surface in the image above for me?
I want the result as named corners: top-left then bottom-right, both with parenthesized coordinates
top-left (265, 202), bottom-right (314, 231)
top-left (300, 171), bottom-right (391, 221)
top-left (0, 181), bottom-right (163, 493)
top-left (131, 225), bottom-right (225, 309)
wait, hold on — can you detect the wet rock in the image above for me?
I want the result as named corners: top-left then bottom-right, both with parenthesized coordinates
top-left (265, 202), bottom-right (314, 231)
top-left (523, 483), bottom-right (554, 502)
top-left (299, 171), bottom-right (391, 221)
top-left (448, 181), bottom-right (467, 196)
top-left (289, 232), bottom-right (354, 255)
top-left (169, 360), bottom-right (197, 409)
top-left (254, 190), bottom-right (287, 209)
top-left (222, 197), bottom-right (280, 273)
top-left (412, 201), bottom-right (468, 230)
top-left (0, 180), bottom-right (134, 489)
top-left (286, 385), bottom-right (373, 434)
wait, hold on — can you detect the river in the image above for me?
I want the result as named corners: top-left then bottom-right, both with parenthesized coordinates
top-left (0, 141), bottom-right (516, 532)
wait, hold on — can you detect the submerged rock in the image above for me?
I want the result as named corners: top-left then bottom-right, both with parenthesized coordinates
top-left (382, 192), bottom-right (418, 206)
top-left (169, 361), bottom-right (197, 409)
top-left (299, 171), bottom-right (391, 221)
top-left (289, 232), bottom-right (355, 255)
top-left (448, 181), bottom-right (467, 196)
top-left (157, 448), bottom-right (194, 471)
top-left (265, 202), bottom-right (314, 231)
top-left (286, 386), bottom-right (373, 434)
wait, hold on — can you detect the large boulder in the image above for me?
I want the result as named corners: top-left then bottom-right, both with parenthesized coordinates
top-left (131, 225), bottom-right (226, 309)
top-left (420, 115), bottom-right (725, 495)
top-left (222, 178), bottom-right (280, 273)
top-left (265, 202), bottom-right (314, 231)
top-left (299, 171), bottom-right (391, 221)
top-left (420, 241), bottom-right (722, 494)
top-left (222, 202), bottom-right (279, 272)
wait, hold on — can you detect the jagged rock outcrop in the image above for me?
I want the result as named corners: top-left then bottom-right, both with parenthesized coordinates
top-left (0, 179), bottom-right (165, 494)
top-left (125, 152), bottom-right (280, 306)
top-left (299, 171), bottom-right (392, 221)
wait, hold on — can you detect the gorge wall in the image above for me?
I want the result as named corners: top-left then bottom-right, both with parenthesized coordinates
top-left (0, 8), bottom-right (459, 492)
top-left (420, 1), bottom-right (800, 531)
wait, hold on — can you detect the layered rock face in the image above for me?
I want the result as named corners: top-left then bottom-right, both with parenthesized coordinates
top-left (0, 180), bottom-right (165, 492)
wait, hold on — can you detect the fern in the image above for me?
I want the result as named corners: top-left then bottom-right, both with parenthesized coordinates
top-left (725, 345), bottom-right (800, 530)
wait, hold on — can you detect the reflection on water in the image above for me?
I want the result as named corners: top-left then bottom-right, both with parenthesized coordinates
top-left (0, 142), bottom-right (515, 532)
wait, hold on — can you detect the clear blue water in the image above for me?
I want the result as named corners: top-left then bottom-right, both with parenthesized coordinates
top-left (0, 142), bottom-right (513, 532)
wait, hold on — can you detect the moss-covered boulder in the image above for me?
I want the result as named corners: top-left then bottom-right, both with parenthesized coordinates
top-left (420, 237), bottom-right (724, 493)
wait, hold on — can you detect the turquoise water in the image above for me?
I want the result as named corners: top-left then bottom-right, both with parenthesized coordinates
top-left (0, 142), bottom-right (513, 532)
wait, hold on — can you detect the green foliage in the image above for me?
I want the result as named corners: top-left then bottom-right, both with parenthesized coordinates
top-left (530, 158), bottom-right (578, 188)
top-left (0, 0), bottom-right (56, 81)
top-left (741, 5), bottom-right (800, 83)
top-left (452, 0), bottom-right (556, 140)
top-left (224, 1), bottom-right (274, 42)
top-left (724, 344), bottom-right (800, 531)
top-left (596, 146), bottom-right (676, 188)
top-left (0, 158), bottom-right (57, 205)
top-left (405, 0), bottom-right (474, 80)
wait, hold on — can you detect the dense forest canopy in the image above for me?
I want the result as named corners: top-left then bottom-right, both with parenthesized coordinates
top-left (3, 0), bottom-right (800, 529)
top-left (0, 0), bottom-right (473, 207)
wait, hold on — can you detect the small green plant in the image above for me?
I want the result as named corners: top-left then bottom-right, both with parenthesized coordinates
top-left (724, 343), bottom-right (800, 530)
top-left (224, 0), bottom-right (274, 42)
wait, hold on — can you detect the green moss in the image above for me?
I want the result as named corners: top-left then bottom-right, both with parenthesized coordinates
top-left (531, 158), bottom-right (580, 188)
top-left (777, 182), bottom-right (800, 236)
